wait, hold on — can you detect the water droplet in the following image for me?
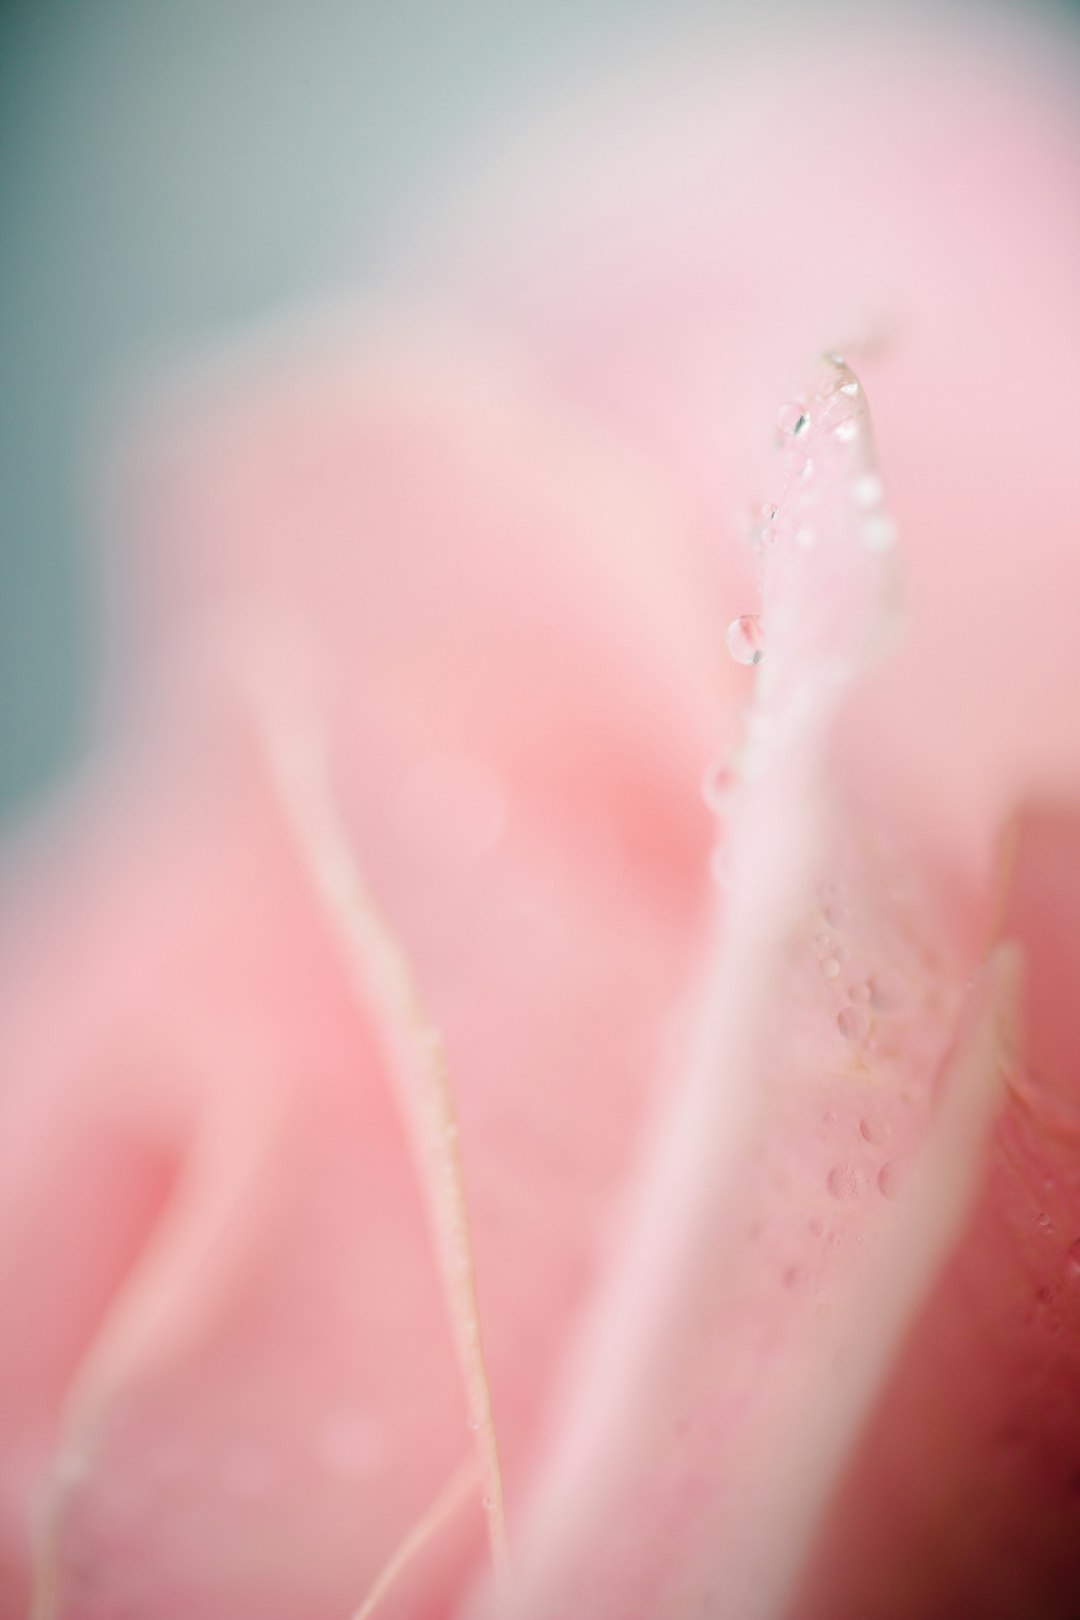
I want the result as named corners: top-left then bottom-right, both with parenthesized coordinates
top-left (849, 981), bottom-right (872, 1004)
top-left (869, 970), bottom-right (906, 1012)
top-left (859, 1116), bottom-right (881, 1143)
top-left (814, 930), bottom-right (832, 955)
top-left (862, 514), bottom-right (897, 551)
top-left (777, 402), bottom-right (811, 436)
top-left (821, 956), bottom-right (841, 979)
top-left (762, 502), bottom-right (778, 521)
top-left (837, 1005), bottom-right (871, 1042)
top-left (878, 1160), bottom-right (904, 1200)
top-left (839, 380), bottom-right (860, 396)
top-left (852, 473), bottom-right (884, 506)
top-left (823, 900), bottom-right (850, 928)
top-left (755, 524), bottom-right (776, 550)
top-left (828, 1163), bottom-right (866, 1200)
top-left (834, 419), bottom-right (858, 443)
top-left (701, 761), bottom-right (734, 814)
top-left (1067, 1239), bottom-right (1080, 1276)
top-left (726, 614), bottom-right (766, 666)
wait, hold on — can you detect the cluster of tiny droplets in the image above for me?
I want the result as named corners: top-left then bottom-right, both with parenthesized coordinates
top-left (724, 351), bottom-right (899, 676)
top-left (811, 878), bottom-right (914, 1206)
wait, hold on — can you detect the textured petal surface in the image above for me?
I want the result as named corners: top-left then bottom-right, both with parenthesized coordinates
top-left (795, 806), bottom-right (1080, 1620)
top-left (466, 364), bottom-right (1014, 1619)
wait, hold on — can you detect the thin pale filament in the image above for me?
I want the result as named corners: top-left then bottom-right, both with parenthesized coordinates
top-left (352, 1458), bottom-right (479, 1620)
top-left (251, 680), bottom-right (510, 1584)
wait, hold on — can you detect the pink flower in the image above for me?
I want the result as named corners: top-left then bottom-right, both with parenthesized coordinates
top-left (2, 9), bottom-right (1080, 1618)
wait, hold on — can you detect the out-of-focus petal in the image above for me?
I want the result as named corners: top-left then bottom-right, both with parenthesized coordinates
top-left (0, 726), bottom-right (478, 1620)
top-left (108, 330), bottom-right (731, 1499)
top-left (4, 326), bottom-right (738, 1615)
top-left (426, 9), bottom-right (1080, 888)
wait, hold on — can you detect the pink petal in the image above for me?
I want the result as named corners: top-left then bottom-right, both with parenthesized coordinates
top-left (425, 8), bottom-right (1080, 890)
top-left (3, 334), bottom-right (732, 1615)
top-left (0, 726), bottom-right (479, 1620)
top-left (110, 330), bottom-right (727, 1491)
top-left (795, 806), bottom-right (1080, 1620)
top-left (465, 364), bottom-right (1015, 1619)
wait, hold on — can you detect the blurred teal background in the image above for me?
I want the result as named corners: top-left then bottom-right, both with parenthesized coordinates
top-left (1, 0), bottom-right (1078, 824)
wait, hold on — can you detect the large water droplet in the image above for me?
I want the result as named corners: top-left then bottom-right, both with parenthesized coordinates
top-left (834, 419), bottom-right (858, 444)
top-left (726, 614), bottom-right (766, 666)
top-left (837, 1005), bottom-right (871, 1042)
top-left (777, 402), bottom-right (811, 436)
top-left (821, 956), bottom-right (841, 979)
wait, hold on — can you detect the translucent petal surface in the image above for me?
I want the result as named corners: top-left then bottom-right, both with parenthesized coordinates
top-left (465, 366), bottom-right (1014, 1620)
